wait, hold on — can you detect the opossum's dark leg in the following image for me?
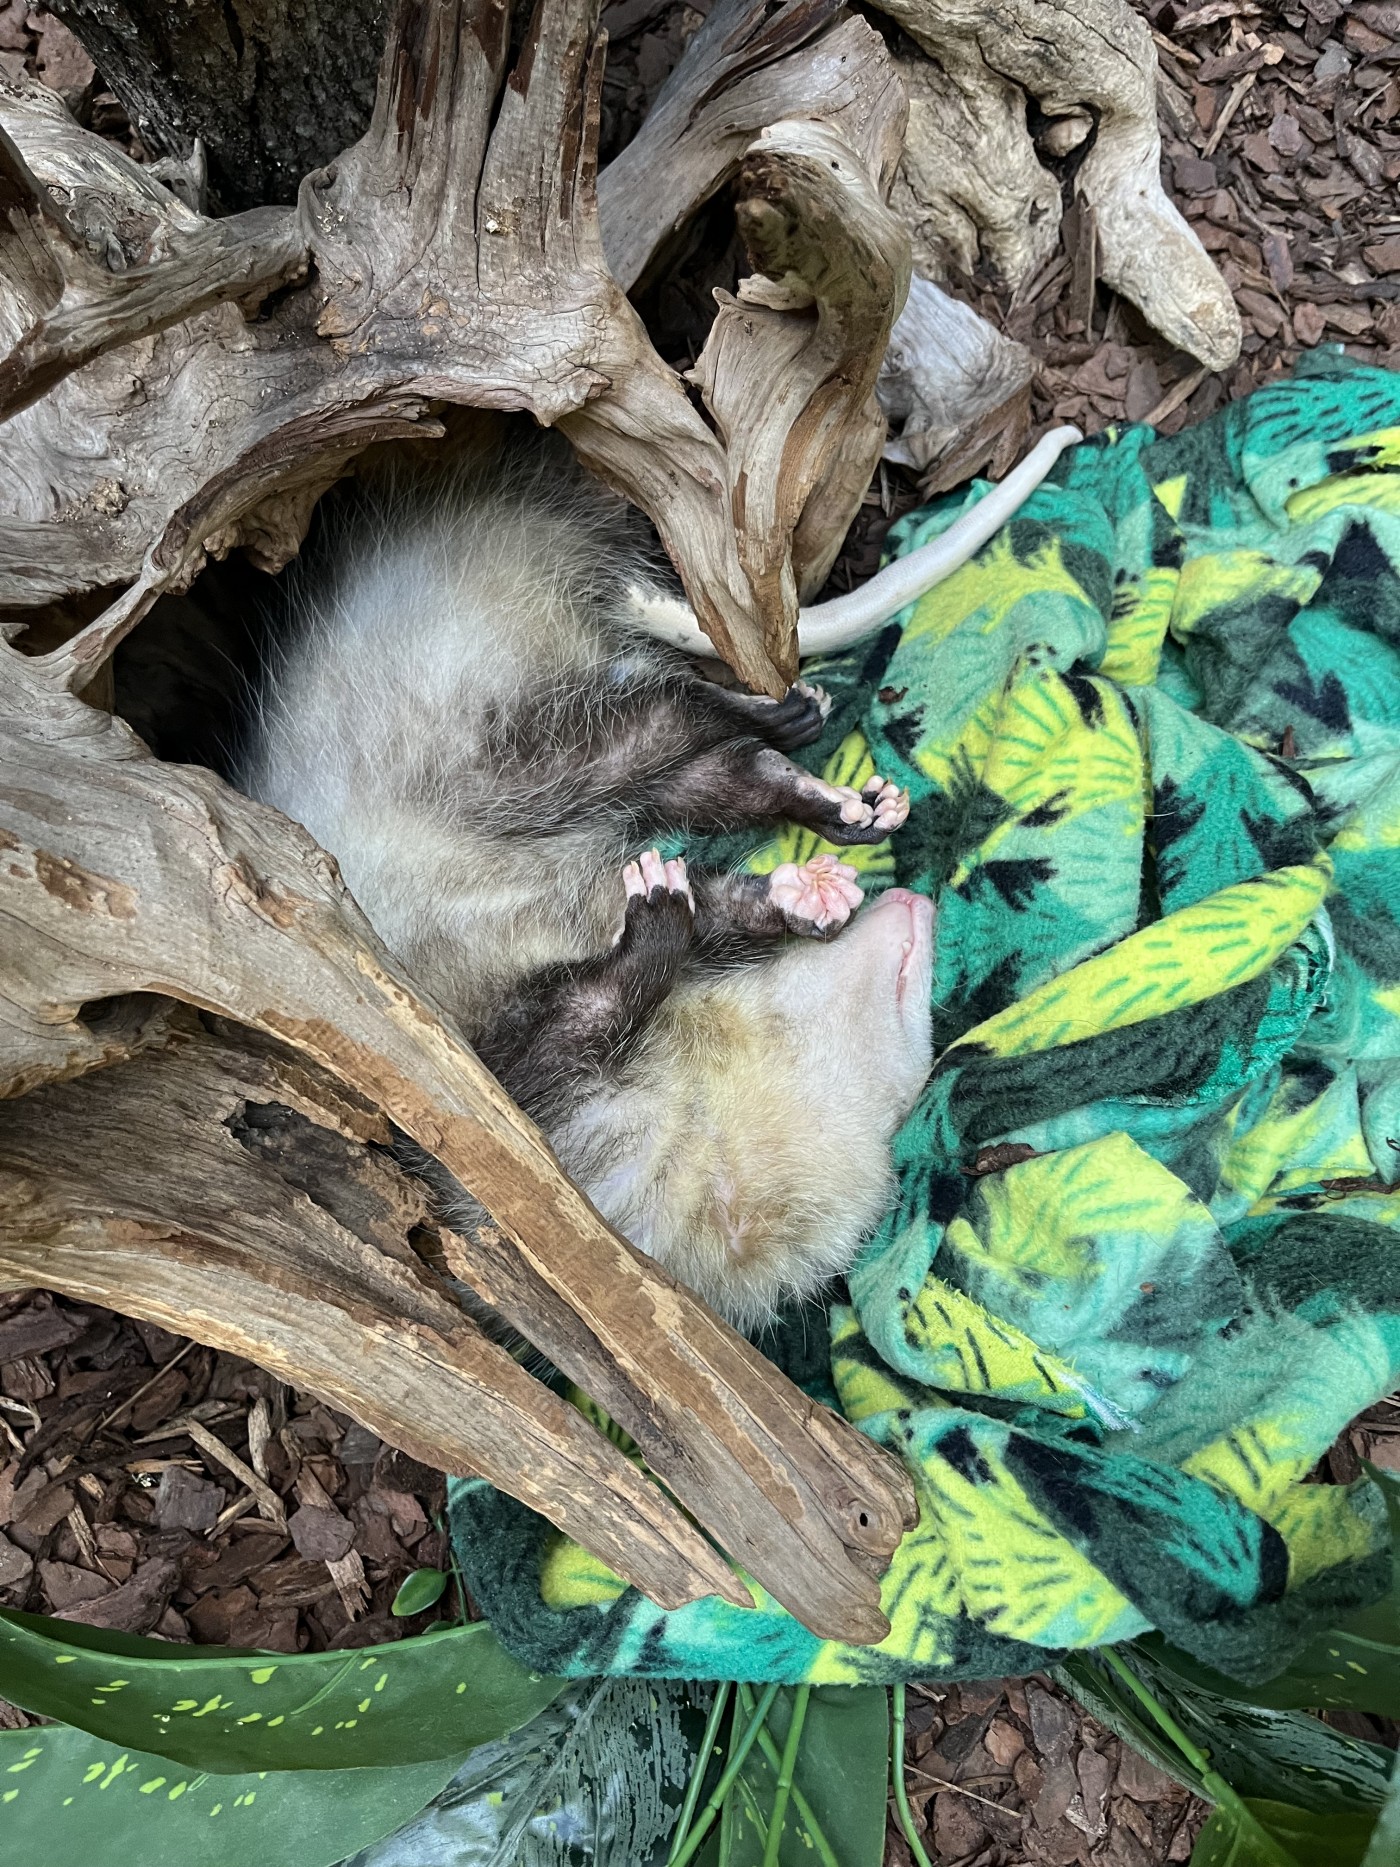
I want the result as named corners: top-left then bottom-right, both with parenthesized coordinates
top-left (659, 742), bottom-right (910, 847)
top-left (473, 851), bottom-right (694, 1122)
top-left (690, 856), bottom-right (865, 954)
top-left (502, 676), bottom-right (829, 832)
top-left (702, 679), bottom-right (832, 753)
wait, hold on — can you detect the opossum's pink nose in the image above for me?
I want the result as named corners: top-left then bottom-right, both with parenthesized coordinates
top-left (877, 887), bottom-right (934, 924)
top-left (866, 887), bottom-right (936, 946)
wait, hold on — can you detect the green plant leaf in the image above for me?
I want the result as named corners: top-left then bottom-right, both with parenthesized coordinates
top-left (1055, 1655), bottom-right (1205, 1796)
top-left (0, 1720), bottom-right (461, 1867)
top-left (1059, 1649), bottom-right (1393, 1814)
top-left (1361, 1747), bottom-right (1400, 1867)
top-left (0, 1608), bottom-right (562, 1773)
top-left (1190, 1797), bottom-right (1379, 1866)
top-left (338, 1677), bottom-right (701, 1867)
top-left (1146, 1614), bottom-right (1400, 1720)
top-left (391, 1568), bottom-right (448, 1617)
top-left (717, 1684), bottom-right (888, 1867)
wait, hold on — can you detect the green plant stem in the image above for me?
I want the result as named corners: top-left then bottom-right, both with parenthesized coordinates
top-left (891, 1684), bottom-right (935, 1867)
top-left (1099, 1650), bottom-right (1295, 1867)
top-left (759, 1683), bottom-right (810, 1867)
top-left (736, 1685), bottom-right (842, 1867)
top-left (668, 1682), bottom-right (732, 1866)
top-left (668, 1681), bottom-right (780, 1867)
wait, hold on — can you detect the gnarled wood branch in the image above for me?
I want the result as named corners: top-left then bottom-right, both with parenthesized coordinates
top-left (597, 1), bottom-right (905, 297)
top-left (571, 0), bottom-right (911, 676)
top-left (0, 106), bottom-right (306, 421)
top-left (688, 118), bottom-right (908, 606)
top-left (871, 0), bottom-right (1242, 371)
top-left (0, 0), bottom-right (910, 696)
top-left (0, 0), bottom-right (924, 1644)
top-left (0, 627), bottom-right (916, 1642)
top-left (0, 1018), bottom-right (753, 1612)
top-left (877, 271), bottom-right (1034, 482)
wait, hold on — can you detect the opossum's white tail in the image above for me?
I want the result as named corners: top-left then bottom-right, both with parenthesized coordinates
top-left (627, 424), bottom-right (1083, 663)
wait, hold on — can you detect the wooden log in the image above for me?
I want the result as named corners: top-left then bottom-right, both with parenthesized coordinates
top-left (0, 0), bottom-right (920, 1646)
top-left (0, 1020), bottom-right (752, 1611)
top-left (48, 0), bottom-right (387, 211)
top-left (0, 656), bottom-right (916, 1642)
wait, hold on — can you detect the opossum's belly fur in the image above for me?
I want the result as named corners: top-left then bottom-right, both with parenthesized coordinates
top-left (555, 989), bottom-right (898, 1331)
top-left (332, 811), bottom-right (628, 1037)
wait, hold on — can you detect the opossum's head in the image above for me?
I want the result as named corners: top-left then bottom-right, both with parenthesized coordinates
top-left (553, 887), bottom-right (936, 1332)
top-left (755, 886), bottom-right (936, 1118)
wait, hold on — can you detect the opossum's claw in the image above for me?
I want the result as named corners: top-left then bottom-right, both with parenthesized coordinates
top-left (794, 680), bottom-right (832, 721)
top-left (767, 854), bottom-right (863, 934)
top-left (751, 680), bottom-right (831, 752)
top-left (628, 850), bottom-right (696, 902)
top-left (862, 778), bottom-right (910, 835)
top-left (663, 856), bottom-right (696, 909)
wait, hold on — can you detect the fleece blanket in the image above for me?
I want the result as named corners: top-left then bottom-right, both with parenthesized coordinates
top-left (451, 351), bottom-right (1400, 1687)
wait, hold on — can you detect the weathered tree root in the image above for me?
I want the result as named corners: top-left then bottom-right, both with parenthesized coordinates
top-left (0, 0), bottom-right (920, 1644)
top-left (873, 0), bottom-right (1242, 371)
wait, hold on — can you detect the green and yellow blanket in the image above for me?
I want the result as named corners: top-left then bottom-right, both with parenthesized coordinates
top-left (451, 352), bottom-right (1400, 1689)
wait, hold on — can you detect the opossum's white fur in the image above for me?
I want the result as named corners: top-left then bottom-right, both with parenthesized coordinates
top-left (550, 902), bottom-right (933, 1327)
top-left (241, 461), bottom-right (675, 1031)
top-left (241, 456), bottom-right (935, 1329)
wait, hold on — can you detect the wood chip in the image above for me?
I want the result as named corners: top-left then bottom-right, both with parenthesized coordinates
top-left (1294, 299), bottom-right (1328, 343)
top-left (64, 1502), bottom-right (107, 1577)
top-left (0, 1302), bottom-right (84, 1364)
top-left (96, 1339), bottom-right (196, 1432)
top-left (37, 1558), bottom-right (113, 1611)
top-left (1237, 285), bottom-right (1288, 336)
top-left (327, 1549), bottom-right (371, 1621)
top-left (152, 1464), bottom-right (223, 1534)
top-left (1269, 112), bottom-right (1306, 157)
top-left (14, 1478), bottom-right (74, 1537)
top-left (1324, 300), bottom-right (1376, 335)
top-left (1262, 229), bottom-right (1295, 292)
top-left (1174, 152), bottom-right (1221, 194)
top-left (0, 1533), bottom-right (33, 1588)
top-left (1204, 72), bottom-right (1257, 155)
top-left (246, 1394), bottom-right (273, 1482)
top-left (57, 1557), bottom-right (179, 1633)
top-left (289, 1503), bottom-right (356, 1562)
top-left (182, 1414), bottom-right (287, 1526)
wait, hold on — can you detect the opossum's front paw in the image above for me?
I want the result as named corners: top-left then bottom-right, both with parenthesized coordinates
top-left (616, 849), bottom-right (695, 950)
top-left (767, 855), bottom-right (863, 934)
top-left (752, 680), bottom-right (832, 752)
top-left (799, 773), bottom-right (910, 844)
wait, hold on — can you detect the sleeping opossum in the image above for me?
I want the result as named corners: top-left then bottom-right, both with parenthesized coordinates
top-left (239, 440), bottom-right (937, 1328)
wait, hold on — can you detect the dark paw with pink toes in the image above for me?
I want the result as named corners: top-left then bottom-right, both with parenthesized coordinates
top-left (793, 772), bottom-right (910, 845)
top-left (751, 680), bottom-right (832, 752)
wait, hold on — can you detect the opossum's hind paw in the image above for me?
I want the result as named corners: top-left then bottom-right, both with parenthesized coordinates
top-left (617, 849), bottom-right (696, 949)
top-left (751, 680), bottom-right (831, 751)
top-left (767, 855), bottom-right (863, 934)
top-left (796, 772), bottom-right (910, 844)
